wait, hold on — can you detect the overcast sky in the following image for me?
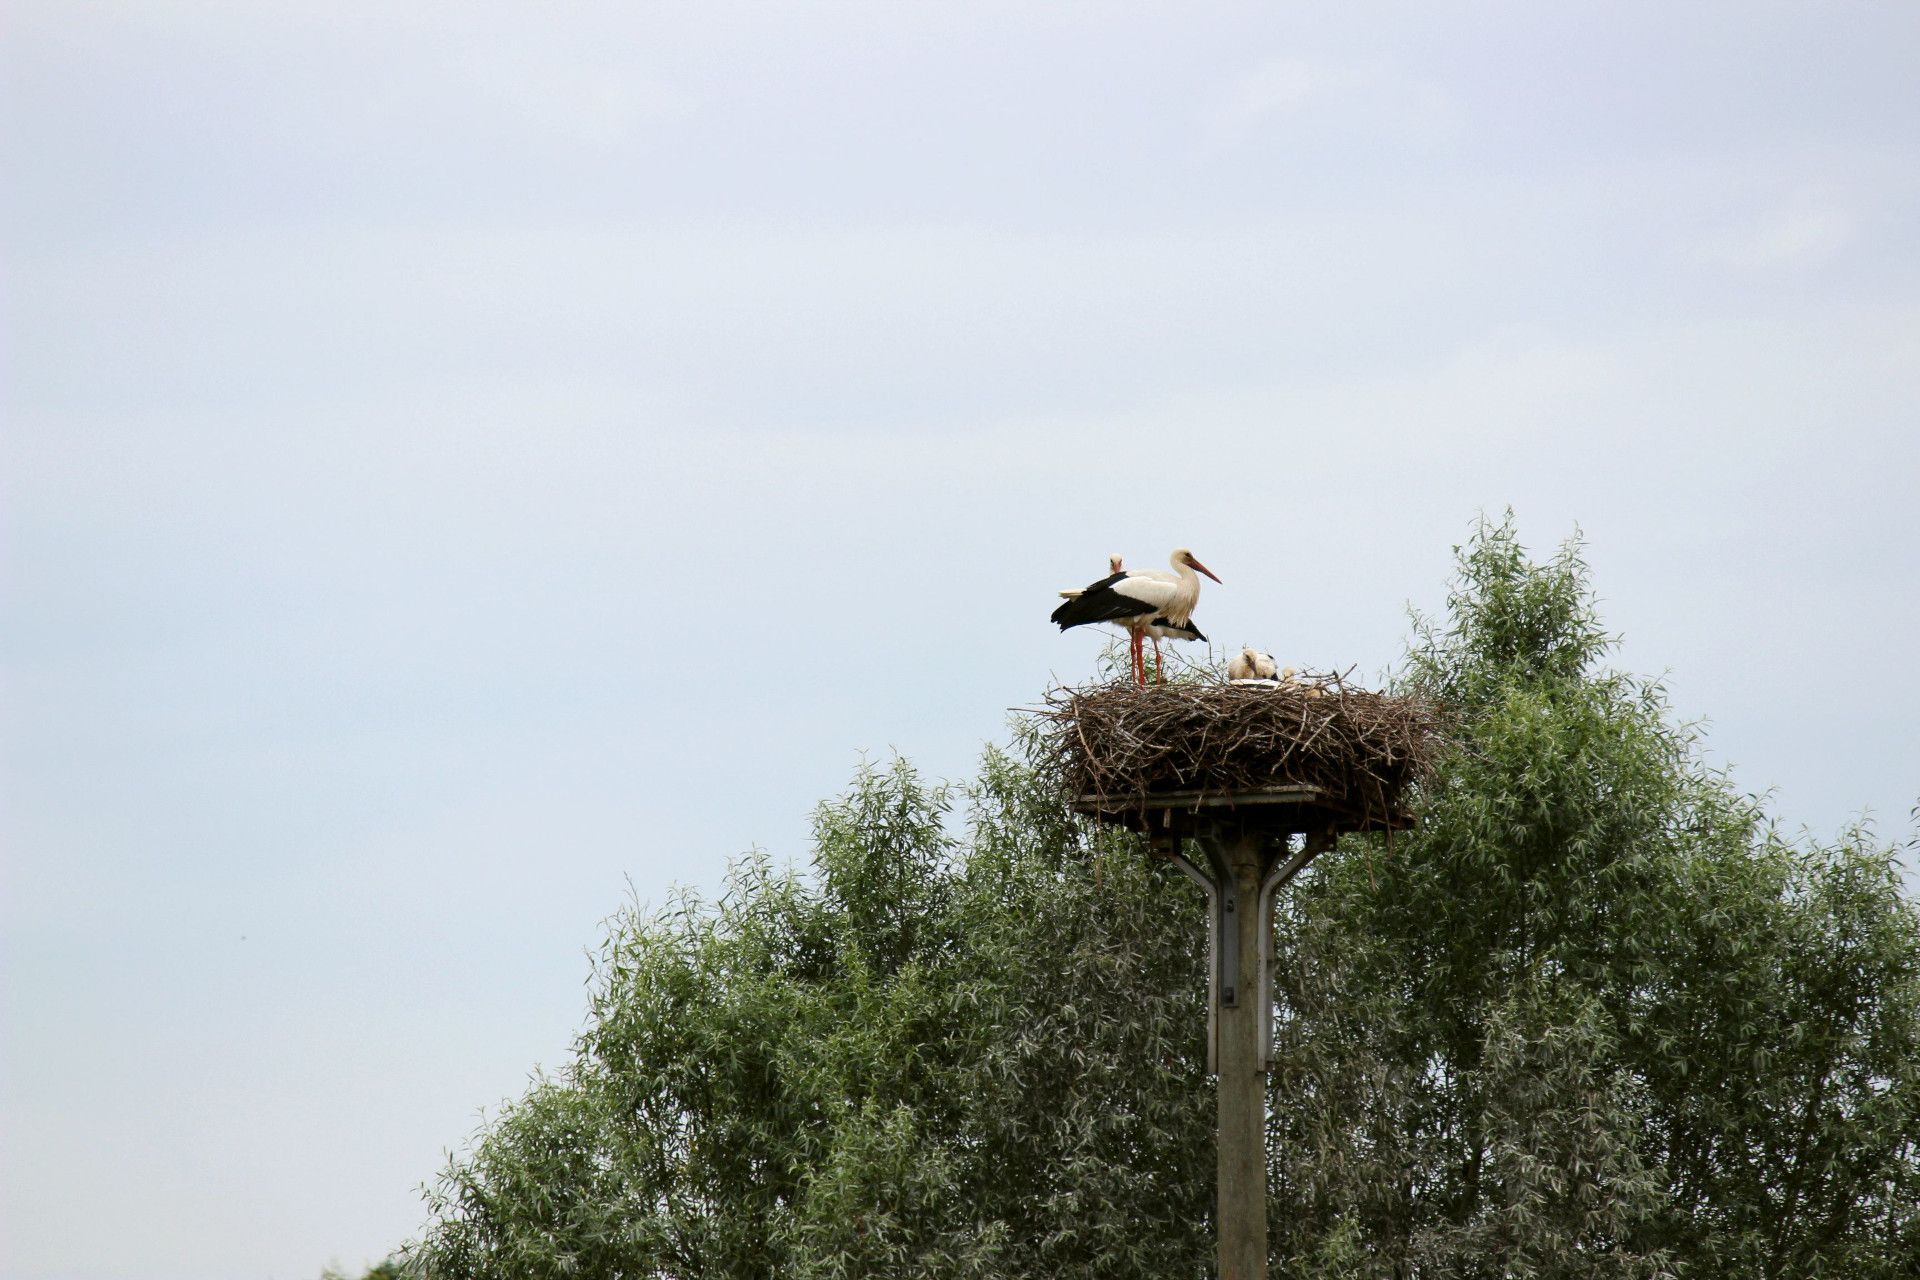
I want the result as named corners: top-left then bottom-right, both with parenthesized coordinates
top-left (4, 3), bottom-right (1918, 1277)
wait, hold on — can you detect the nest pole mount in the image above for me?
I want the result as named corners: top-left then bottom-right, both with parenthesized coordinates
top-left (1080, 789), bottom-right (1337, 1280)
top-left (1181, 822), bottom-right (1332, 1280)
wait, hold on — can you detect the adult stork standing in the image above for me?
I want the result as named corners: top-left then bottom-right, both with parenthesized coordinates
top-left (1051, 548), bottom-right (1221, 686)
top-left (1060, 555), bottom-right (1207, 676)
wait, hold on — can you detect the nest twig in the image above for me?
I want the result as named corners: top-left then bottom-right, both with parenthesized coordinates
top-left (1031, 670), bottom-right (1439, 829)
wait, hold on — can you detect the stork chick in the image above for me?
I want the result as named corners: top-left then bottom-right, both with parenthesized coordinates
top-left (1278, 667), bottom-right (1327, 698)
top-left (1227, 646), bottom-right (1279, 681)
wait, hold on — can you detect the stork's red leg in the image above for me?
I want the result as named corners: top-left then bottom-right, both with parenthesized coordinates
top-left (1152, 636), bottom-right (1164, 684)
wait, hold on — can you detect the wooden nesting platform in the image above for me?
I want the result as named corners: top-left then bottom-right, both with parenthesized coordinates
top-left (1039, 677), bottom-right (1436, 841)
top-left (1070, 782), bottom-right (1413, 842)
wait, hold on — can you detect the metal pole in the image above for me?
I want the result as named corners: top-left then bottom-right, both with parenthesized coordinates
top-left (1163, 844), bottom-right (1221, 1075)
top-left (1258, 832), bottom-right (1331, 1070)
top-left (1204, 827), bottom-right (1271, 1280)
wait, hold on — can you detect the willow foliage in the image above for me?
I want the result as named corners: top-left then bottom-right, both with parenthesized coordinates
top-left (421, 752), bottom-right (1214, 1278)
top-left (417, 519), bottom-right (1919, 1278)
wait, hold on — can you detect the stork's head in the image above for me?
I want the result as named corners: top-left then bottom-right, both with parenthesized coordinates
top-left (1173, 548), bottom-right (1222, 583)
top-left (1108, 553), bottom-right (1124, 573)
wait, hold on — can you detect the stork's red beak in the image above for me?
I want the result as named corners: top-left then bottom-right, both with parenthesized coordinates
top-left (1191, 557), bottom-right (1221, 583)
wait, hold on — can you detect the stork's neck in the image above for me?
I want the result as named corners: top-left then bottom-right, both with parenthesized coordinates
top-left (1163, 554), bottom-right (1201, 622)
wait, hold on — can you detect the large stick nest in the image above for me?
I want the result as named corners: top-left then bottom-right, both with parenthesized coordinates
top-left (1034, 671), bottom-right (1440, 829)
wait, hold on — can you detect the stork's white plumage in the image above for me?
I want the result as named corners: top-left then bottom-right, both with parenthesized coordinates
top-left (1056, 554), bottom-right (1206, 675)
top-left (1050, 547), bottom-right (1220, 686)
top-left (1085, 556), bottom-right (1209, 669)
top-left (1114, 562), bottom-right (1213, 677)
top-left (1227, 647), bottom-right (1279, 681)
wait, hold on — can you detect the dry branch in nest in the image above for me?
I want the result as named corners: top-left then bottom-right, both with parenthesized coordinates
top-left (1033, 671), bottom-right (1440, 832)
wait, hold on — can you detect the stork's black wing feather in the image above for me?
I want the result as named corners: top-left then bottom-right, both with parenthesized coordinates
top-left (1051, 575), bottom-right (1158, 630)
top-left (1153, 616), bottom-right (1206, 643)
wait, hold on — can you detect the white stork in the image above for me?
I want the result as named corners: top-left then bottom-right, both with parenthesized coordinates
top-left (1051, 548), bottom-right (1221, 686)
top-left (1120, 562), bottom-right (1216, 677)
top-left (1060, 555), bottom-right (1206, 677)
top-left (1227, 646), bottom-right (1279, 681)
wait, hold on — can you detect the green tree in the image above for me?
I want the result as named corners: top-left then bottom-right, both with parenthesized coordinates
top-left (414, 519), bottom-right (1920, 1279)
top-left (421, 757), bottom-right (1213, 1279)
top-left (1268, 523), bottom-right (1920, 1277)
